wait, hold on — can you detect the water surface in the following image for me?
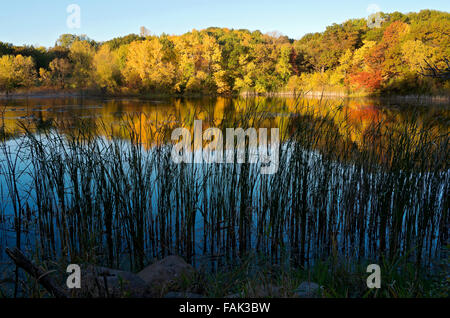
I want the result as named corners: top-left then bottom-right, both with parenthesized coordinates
top-left (0, 96), bottom-right (448, 274)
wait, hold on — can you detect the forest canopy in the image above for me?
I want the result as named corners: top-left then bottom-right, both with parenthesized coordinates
top-left (0, 10), bottom-right (449, 95)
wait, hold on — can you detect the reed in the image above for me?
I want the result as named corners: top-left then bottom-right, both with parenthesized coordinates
top-left (0, 97), bottom-right (448, 296)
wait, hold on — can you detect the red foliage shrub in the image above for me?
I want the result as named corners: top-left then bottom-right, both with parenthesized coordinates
top-left (350, 70), bottom-right (383, 92)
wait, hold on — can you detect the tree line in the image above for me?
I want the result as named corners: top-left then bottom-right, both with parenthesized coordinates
top-left (0, 10), bottom-right (449, 96)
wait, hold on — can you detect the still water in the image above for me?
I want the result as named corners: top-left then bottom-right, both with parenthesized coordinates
top-left (0, 96), bottom-right (448, 274)
top-left (1, 96), bottom-right (448, 142)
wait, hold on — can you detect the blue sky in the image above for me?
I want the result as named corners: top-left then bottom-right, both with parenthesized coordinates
top-left (0, 0), bottom-right (449, 47)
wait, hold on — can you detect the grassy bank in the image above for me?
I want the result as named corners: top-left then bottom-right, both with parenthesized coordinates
top-left (1, 249), bottom-right (448, 298)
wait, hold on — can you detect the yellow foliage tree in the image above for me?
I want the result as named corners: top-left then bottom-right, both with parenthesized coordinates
top-left (0, 55), bottom-right (36, 94)
top-left (69, 41), bottom-right (95, 89)
top-left (93, 45), bottom-right (121, 92)
top-left (125, 38), bottom-right (177, 92)
top-left (401, 40), bottom-right (437, 72)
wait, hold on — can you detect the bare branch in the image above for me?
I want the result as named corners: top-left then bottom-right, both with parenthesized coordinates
top-left (5, 247), bottom-right (68, 298)
top-left (420, 58), bottom-right (450, 80)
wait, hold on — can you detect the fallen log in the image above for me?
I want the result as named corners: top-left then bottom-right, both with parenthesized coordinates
top-left (5, 247), bottom-right (68, 298)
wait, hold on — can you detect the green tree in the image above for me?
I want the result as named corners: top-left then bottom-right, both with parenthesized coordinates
top-left (56, 34), bottom-right (96, 48)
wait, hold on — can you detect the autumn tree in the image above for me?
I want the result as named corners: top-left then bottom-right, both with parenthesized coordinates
top-left (1, 10), bottom-right (449, 95)
top-left (48, 58), bottom-right (72, 88)
top-left (93, 45), bottom-right (121, 92)
top-left (69, 41), bottom-right (95, 89)
top-left (0, 55), bottom-right (36, 94)
top-left (124, 38), bottom-right (177, 92)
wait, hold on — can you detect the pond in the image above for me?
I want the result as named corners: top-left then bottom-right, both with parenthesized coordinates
top-left (0, 96), bottom-right (448, 275)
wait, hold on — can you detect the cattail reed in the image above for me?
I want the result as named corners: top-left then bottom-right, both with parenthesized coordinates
top-left (0, 97), bottom-right (448, 279)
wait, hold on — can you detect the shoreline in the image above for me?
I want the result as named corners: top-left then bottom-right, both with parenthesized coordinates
top-left (1, 89), bottom-right (449, 103)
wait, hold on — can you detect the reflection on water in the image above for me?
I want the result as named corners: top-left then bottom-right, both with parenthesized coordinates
top-left (1, 97), bottom-right (449, 160)
top-left (0, 96), bottom-right (448, 276)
